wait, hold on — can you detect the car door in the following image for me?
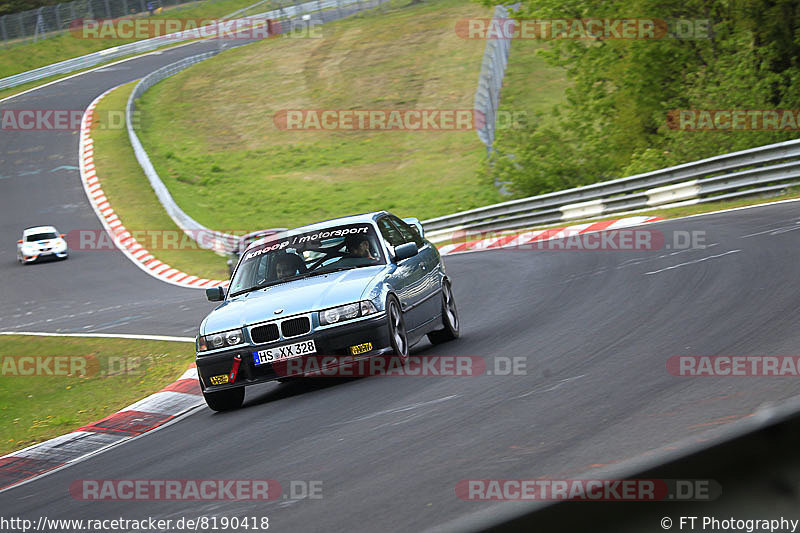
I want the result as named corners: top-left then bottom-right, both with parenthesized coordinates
top-left (376, 216), bottom-right (426, 331)
top-left (389, 215), bottom-right (442, 327)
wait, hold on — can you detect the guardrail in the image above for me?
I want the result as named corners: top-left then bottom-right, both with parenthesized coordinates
top-left (0, 0), bottom-right (363, 90)
top-left (127, 51), bottom-right (241, 254)
top-left (126, 0), bottom-right (389, 253)
top-left (422, 138), bottom-right (800, 241)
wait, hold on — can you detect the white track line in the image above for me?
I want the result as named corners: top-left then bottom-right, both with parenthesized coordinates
top-left (644, 250), bottom-right (742, 275)
top-left (645, 197), bottom-right (800, 226)
top-left (0, 331), bottom-right (194, 342)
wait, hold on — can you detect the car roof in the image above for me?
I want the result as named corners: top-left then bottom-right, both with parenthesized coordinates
top-left (23, 226), bottom-right (58, 236)
top-left (247, 211), bottom-right (389, 251)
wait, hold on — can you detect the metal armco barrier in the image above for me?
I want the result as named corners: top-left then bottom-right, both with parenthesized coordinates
top-left (126, 51), bottom-right (239, 254)
top-left (422, 138), bottom-right (800, 241)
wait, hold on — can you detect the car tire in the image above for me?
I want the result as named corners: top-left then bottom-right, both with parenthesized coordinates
top-left (427, 279), bottom-right (460, 345)
top-left (203, 387), bottom-right (245, 411)
top-left (386, 295), bottom-right (409, 362)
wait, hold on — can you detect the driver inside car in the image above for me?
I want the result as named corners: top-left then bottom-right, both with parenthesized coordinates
top-left (334, 234), bottom-right (379, 267)
top-left (275, 252), bottom-right (306, 279)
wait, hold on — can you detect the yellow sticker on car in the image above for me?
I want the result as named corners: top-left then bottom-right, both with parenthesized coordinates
top-left (350, 342), bottom-right (373, 355)
top-left (209, 374), bottom-right (230, 385)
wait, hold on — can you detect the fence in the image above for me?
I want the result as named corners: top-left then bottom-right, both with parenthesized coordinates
top-left (0, 0), bottom-right (204, 46)
top-left (421, 138), bottom-right (800, 241)
top-left (473, 4), bottom-right (512, 152)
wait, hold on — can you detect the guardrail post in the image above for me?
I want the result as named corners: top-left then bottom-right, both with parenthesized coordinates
top-left (32, 7), bottom-right (43, 42)
top-left (278, 0), bottom-right (287, 24)
top-left (0, 16), bottom-right (8, 46)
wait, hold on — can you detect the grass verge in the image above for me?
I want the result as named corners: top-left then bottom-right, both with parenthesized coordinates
top-left (0, 335), bottom-right (195, 456)
top-left (92, 81), bottom-right (229, 279)
top-left (0, 0), bottom-right (261, 81)
top-left (135, 0), bottom-right (508, 230)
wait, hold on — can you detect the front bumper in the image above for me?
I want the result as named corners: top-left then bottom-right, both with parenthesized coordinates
top-left (196, 313), bottom-right (390, 392)
top-left (20, 250), bottom-right (68, 262)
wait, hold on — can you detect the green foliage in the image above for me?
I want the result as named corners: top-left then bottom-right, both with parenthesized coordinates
top-left (0, 0), bottom-right (56, 16)
top-left (486, 0), bottom-right (800, 196)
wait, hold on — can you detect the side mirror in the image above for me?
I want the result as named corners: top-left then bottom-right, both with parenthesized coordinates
top-left (394, 242), bottom-right (419, 262)
top-left (206, 286), bottom-right (225, 302)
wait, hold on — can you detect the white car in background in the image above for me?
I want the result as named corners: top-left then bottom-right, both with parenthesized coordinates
top-left (17, 226), bottom-right (69, 264)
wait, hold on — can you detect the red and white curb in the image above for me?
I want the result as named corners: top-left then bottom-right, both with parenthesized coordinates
top-left (0, 363), bottom-right (203, 492)
top-left (79, 88), bottom-right (228, 289)
top-left (436, 216), bottom-right (666, 255)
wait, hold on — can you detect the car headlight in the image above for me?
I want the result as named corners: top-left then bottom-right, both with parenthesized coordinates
top-left (197, 328), bottom-right (245, 352)
top-left (319, 300), bottom-right (378, 326)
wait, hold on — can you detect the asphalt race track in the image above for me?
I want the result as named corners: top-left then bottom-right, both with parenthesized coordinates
top-left (2, 34), bottom-right (800, 533)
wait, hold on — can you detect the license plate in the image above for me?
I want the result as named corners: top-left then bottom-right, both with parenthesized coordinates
top-left (350, 342), bottom-right (372, 355)
top-left (253, 340), bottom-right (316, 365)
top-left (209, 374), bottom-right (229, 385)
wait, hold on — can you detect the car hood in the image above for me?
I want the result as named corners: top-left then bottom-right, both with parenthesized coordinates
top-left (201, 266), bottom-right (386, 334)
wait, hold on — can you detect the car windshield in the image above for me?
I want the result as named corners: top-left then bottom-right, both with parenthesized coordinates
top-left (26, 232), bottom-right (58, 242)
top-left (228, 223), bottom-right (384, 297)
top-left (237, 231), bottom-right (275, 254)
